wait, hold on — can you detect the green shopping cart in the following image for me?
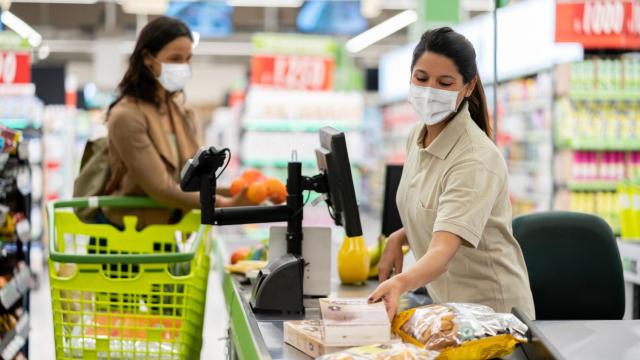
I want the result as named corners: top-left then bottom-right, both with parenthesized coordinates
top-left (47, 196), bottom-right (211, 360)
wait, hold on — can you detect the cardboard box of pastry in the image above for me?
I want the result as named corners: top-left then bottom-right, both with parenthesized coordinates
top-left (319, 298), bottom-right (391, 346)
top-left (284, 320), bottom-right (401, 358)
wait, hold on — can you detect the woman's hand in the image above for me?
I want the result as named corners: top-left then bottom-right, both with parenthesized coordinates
top-left (378, 228), bottom-right (407, 282)
top-left (216, 188), bottom-right (253, 207)
top-left (368, 276), bottom-right (407, 322)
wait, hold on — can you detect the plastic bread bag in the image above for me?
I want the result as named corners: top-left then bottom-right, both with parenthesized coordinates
top-left (316, 342), bottom-right (439, 360)
top-left (392, 303), bottom-right (528, 360)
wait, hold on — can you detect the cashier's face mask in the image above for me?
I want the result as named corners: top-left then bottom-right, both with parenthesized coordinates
top-left (156, 62), bottom-right (192, 92)
top-left (408, 84), bottom-right (461, 126)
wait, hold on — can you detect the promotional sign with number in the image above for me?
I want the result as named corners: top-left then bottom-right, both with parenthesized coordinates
top-left (250, 54), bottom-right (335, 91)
top-left (556, 0), bottom-right (640, 49)
top-left (0, 52), bottom-right (31, 84)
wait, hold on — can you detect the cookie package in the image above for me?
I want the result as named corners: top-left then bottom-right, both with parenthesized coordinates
top-left (392, 303), bottom-right (528, 360)
top-left (316, 342), bottom-right (439, 360)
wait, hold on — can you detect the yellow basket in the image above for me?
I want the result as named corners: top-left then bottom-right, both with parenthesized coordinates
top-left (47, 197), bottom-right (211, 360)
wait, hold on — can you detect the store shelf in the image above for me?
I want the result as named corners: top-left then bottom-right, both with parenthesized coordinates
top-left (0, 119), bottom-right (30, 130)
top-left (507, 160), bottom-right (547, 173)
top-left (559, 138), bottom-right (640, 151)
top-left (502, 98), bottom-right (550, 114)
top-left (569, 91), bottom-right (640, 102)
top-left (243, 119), bottom-right (360, 132)
top-left (567, 181), bottom-right (620, 192)
top-left (0, 266), bottom-right (32, 313)
top-left (0, 312), bottom-right (28, 360)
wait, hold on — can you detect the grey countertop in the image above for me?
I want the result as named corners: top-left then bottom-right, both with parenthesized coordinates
top-left (219, 231), bottom-right (640, 360)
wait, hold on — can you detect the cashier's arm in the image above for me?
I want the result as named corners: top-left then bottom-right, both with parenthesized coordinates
top-left (369, 231), bottom-right (461, 318)
top-left (397, 231), bottom-right (461, 290)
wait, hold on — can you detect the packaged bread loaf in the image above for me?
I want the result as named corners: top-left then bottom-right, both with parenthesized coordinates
top-left (392, 303), bottom-right (527, 360)
top-left (317, 342), bottom-right (439, 360)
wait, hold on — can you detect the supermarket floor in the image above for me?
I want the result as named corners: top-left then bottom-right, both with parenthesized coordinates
top-left (29, 264), bottom-right (229, 359)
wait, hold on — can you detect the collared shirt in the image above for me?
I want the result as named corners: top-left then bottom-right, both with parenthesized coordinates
top-left (396, 102), bottom-right (536, 319)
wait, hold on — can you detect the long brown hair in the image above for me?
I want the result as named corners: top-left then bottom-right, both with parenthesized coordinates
top-left (108, 16), bottom-right (192, 114)
top-left (411, 27), bottom-right (491, 137)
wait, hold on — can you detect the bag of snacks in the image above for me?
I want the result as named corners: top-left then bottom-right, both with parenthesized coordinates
top-left (316, 342), bottom-right (439, 360)
top-left (392, 303), bottom-right (527, 360)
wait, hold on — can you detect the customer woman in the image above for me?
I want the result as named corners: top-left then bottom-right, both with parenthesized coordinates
top-left (105, 16), bottom-right (249, 227)
top-left (369, 27), bottom-right (535, 320)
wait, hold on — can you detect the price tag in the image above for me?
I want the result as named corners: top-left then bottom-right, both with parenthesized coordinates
top-left (251, 55), bottom-right (334, 91)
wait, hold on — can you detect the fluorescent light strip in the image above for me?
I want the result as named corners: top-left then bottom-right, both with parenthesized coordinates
top-left (0, 11), bottom-right (43, 47)
top-left (346, 10), bottom-right (417, 53)
top-left (10, 0), bottom-right (98, 3)
top-left (227, 0), bottom-right (302, 7)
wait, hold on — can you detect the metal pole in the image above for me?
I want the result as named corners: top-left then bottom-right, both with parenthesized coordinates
top-left (493, 0), bottom-right (498, 140)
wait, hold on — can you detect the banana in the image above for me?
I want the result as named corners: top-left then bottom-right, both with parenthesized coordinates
top-left (368, 234), bottom-right (385, 268)
top-left (367, 235), bottom-right (411, 279)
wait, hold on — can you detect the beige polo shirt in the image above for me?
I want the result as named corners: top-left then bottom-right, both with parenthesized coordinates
top-left (396, 103), bottom-right (535, 319)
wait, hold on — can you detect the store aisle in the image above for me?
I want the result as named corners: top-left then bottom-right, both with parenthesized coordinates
top-left (29, 266), bottom-right (229, 359)
top-left (29, 271), bottom-right (54, 358)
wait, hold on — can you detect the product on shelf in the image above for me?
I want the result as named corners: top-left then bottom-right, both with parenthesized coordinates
top-left (619, 182), bottom-right (640, 240)
top-left (554, 56), bottom-right (640, 233)
top-left (569, 191), bottom-right (620, 234)
top-left (497, 73), bottom-right (554, 216)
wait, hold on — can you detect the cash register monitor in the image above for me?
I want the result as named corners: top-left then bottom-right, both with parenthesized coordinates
top-left (315, 127), bottom-right (363, 238)
top-left (381, 164), bottom-right (404, 237)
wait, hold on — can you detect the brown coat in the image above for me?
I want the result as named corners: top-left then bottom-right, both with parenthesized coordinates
top-left (105, 96), bottom-right (201, 227)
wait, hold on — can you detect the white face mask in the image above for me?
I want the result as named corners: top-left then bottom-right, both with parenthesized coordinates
top-left (156, 62), bottom-right (191, 92)
top-left (408, 83), bottom-right (461, 125)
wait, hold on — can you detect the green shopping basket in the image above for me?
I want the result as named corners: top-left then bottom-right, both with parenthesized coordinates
top-left (47, 196), bottom-right (211, 360)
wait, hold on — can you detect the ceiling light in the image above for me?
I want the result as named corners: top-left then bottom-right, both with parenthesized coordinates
top-left (346, 9), bottom-right (417, 53)
top-left (120, 0), bottom-right (168, 15)
top-left (361, 0), bottom-right (382, 18)
top-left (227, 0), bottom-right (302, 7)
top-left (0, 10), bottom-right (43, 47)
top-left (9, 0), bottom-right (98, 4)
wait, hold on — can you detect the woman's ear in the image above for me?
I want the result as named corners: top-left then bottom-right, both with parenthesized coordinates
top-left (142, 50), bottom-right (153, 68)
top-left (465, 76), bottom-right (478, 97)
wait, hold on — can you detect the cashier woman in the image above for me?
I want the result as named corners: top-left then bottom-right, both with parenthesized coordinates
top-left (369, 27), bottom-right (536, 320)
top-left (104, 16), bottom-right (250, 227)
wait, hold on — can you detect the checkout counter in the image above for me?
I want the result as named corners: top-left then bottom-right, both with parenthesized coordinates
top-left (180, 127), bottom-right (640, 360)
top-left (214, 234), bottom-right (640, 360)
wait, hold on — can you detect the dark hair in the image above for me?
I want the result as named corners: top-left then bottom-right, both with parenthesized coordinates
top-left (411, 27), bottom-right (491, 137)
top-left (108, 16), bottom-right (192, 113)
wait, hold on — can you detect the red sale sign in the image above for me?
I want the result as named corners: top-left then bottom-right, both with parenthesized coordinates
top-left (0, 52), bottom-right (31, 84)
top-left (556, 0), bottom-right (640, 49)
top-left (251, 55), bottom-right (334, 91)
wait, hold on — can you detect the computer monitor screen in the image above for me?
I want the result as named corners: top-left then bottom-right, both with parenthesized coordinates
top-left (315, 127), bottom-right (362, 237)
top-left (381, 164), bottom-right (404, 237)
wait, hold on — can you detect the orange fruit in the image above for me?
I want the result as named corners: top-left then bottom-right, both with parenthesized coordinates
top-left (230, 177), bottom-right (248, 196)
top-left (242, 168), bottom-right (264, 184)
top-left (246, 181), bottom-right (268, 205)
top-left (265, 178), bottom-right (287, 204)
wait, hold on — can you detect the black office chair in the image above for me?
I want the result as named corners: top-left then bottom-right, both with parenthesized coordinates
top-left (512, 211), bottom-right (625, 320)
